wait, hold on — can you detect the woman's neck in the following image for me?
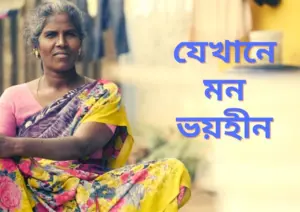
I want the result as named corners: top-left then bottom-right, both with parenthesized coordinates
top-left (42, 67), bottom-right (82, 90)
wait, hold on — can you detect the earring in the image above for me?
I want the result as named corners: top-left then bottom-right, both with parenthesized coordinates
top-left (33, 49), bottom-right (39, 58)
top-left (78, 48), bottom-right (82, 57)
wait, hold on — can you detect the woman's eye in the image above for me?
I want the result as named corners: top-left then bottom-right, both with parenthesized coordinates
top-left (45, 32), bottom-right (56, 38)
top-left (66, 32), bottom-right (77, 37)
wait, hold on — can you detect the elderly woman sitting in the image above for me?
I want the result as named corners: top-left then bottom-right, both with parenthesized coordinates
top-left (0, 0), bottom-right (191, 211)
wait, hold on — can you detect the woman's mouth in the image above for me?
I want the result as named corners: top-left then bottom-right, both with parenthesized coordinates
top-left (53, 52), bottom-right (69, 58)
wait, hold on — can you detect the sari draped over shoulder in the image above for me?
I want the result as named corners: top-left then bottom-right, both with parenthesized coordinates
top-left (0, 80), bottom-right (191, 212)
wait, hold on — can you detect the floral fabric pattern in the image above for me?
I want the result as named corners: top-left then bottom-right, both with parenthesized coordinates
top-left (0, 80), bottom-right (191, 211)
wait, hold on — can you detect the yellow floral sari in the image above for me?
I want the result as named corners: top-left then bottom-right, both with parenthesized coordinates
top-left (0, 80), bottom-right (191, 211)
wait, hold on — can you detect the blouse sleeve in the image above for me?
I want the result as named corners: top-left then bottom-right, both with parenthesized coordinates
top-left (0, 89), bottom-right (17, 137)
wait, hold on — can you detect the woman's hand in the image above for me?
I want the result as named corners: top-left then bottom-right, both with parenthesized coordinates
top-left (0, 135), bottom-right (15, 158)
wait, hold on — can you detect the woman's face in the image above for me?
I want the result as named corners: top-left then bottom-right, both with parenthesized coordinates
top-left (38, 13), bottom-right (81, 72)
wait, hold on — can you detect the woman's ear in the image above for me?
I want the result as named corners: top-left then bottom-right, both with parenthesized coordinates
top-left (32, 41), bottom-right (40, 58)
top-left (77, 47), bottom-right (84, 62)
top-left (32, 48), bottom-right (40, 58)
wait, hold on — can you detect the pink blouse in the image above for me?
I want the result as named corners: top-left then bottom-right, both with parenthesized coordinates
top-left (0, 83), bottom-right (116, 137)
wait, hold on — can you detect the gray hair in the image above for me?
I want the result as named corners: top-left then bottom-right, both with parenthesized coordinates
top-left (24, 0), bottom-right (85, 48)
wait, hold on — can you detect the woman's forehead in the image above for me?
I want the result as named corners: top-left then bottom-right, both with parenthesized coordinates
top-left (43, 13), bottom-right (75, 29)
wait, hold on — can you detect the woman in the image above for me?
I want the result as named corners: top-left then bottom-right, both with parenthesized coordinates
top-left (0, 0), bottom-right (191, 211)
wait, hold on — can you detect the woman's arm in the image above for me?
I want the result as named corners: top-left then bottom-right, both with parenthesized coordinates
top-left (5, 122), bottom-right (114, 160)
top-left (0, 89), bottom-right (17, 137)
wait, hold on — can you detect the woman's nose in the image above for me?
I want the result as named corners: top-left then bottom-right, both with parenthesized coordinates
top-left (56, 35), bottom-right (67, 47)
